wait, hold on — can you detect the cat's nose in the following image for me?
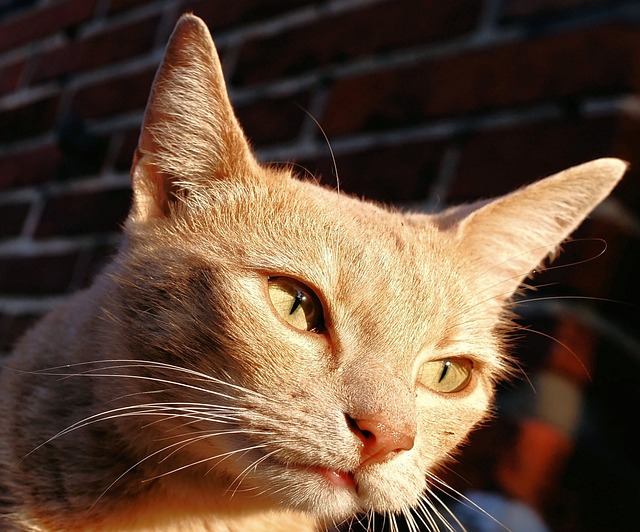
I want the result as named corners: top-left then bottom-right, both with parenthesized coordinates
top-left (347, 414), bottom-right (415, 467)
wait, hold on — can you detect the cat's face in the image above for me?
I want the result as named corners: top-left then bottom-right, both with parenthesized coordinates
top-left (112, 168), bottom-right (503, 520)
top-left (104, 14), bottom-right (625, 527)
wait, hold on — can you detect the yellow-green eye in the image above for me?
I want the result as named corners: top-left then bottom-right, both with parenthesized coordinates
top-left (267, 277), bottom-right (324, 332)
top-left (418, 358), bottom-right (473, 393)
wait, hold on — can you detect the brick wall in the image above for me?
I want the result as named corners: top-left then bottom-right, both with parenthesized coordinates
top-left (1, 0), bottom-right (639, 530)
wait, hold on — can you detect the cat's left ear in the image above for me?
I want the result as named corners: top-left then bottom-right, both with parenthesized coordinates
top-left (451, 158), bottom-right (627, 302)
top-left (130, 14), bottom-right (258, 221)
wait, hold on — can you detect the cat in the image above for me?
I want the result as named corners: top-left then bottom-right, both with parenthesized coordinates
top-left (0, 13), bottom-right (627, 532)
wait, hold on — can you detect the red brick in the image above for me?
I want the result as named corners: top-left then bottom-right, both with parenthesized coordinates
top-left (0, 202), bottom-right (29, 238)
top-left (181, 0), bottom-right (314, 33)
top-left (451, 116), bottom-right (637, 202)
top-left (0, 252), bottom-right (79, 295)
top-left (298, 140), bottom-right (445, 203)
top-left (0, 59), bottom-right (26, 96)
top-left (113, 128), bottom-right (141, 173)
top-left (534, 218), bottom-right (626, 296)
top-left (107, 0), bottom-right (159, 15)
top-left (235, 92), bottom-right (311, 146)
top-left (79, 243), bottom-right (119, 287)
top-left (0, 143), bottom-right (63, 191)
top-left (70, 68), bottom-right (156, 120)
top-left (0, 94), bottom-right (60, 143)
top-left (34, 188), bottom-right (132, 238)
top-left (0, 311), bottom-right (42, 353)
top-left (322, 25), bottom-right (640, 136)
top-left (55, 119), bottom-right (109, 181)
top-left (502, 0), bottom-right (609, 21)
top-left (31, 16), bottom-right (160, 84)
top-left (0, 0), bottom-right (99, 54)
top-left (232, 0), bottom-right (482, 87)
top-left (0, 311), bottom-right (12, 353)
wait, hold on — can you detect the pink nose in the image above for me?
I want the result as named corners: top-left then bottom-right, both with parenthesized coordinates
top-left (347, 415), bottom-right (415, 467)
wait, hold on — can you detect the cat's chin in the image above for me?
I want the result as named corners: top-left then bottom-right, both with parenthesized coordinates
top-left (243, 458), bottom-right (425, 522)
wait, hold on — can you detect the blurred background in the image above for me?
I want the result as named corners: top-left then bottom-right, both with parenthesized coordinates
top-left (0, 0), bottom-right (639, 530)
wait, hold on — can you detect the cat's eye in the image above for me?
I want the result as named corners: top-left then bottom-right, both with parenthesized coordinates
top-left (267, 277), bottom-right (324, 332)
top-left (417, 358), bottom-right (473, 393)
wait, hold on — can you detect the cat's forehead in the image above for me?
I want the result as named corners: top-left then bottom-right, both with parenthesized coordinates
top-left (198, 176), bottom-right (471, 341)
top-left (188, 174), bottom-right (462, 292)
top-left (226, 177), bottom-right (452, 274)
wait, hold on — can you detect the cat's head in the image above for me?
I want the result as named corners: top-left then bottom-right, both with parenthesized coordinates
top-left (105, 14), bottom-right (626, 525)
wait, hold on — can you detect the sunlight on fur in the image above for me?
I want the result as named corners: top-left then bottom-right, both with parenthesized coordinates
top-left (0, 14), bottom-right (626, 532)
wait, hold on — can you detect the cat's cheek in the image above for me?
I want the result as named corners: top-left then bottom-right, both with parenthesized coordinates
top-left (413, 385), bottom-right (492, 467)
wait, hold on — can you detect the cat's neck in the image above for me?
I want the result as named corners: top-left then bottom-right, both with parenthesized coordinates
top-left (73, 480), bottom-right (316, 532)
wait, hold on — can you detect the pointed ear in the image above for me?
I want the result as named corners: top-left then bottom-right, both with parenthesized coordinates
top-left (451, 158), bottom-right (627, 302)
top-left (130, 14), bottom-right (257, 221)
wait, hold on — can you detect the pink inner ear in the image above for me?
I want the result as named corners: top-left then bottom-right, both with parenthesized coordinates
top-left (130, 154), bottom-right (173, 220)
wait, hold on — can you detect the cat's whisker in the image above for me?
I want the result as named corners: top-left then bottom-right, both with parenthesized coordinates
top-left (369, 508), bottom-right (377, 532)
top-left (150, 411), bottom-right (242, 436)
top-left (382, 511), bottom-right (390, 532)
top-left (415, 483), bottom-right (470, 532)
top-left (506, 321), bottom-right (588, 383)
top-left (25, 402), bottom-right (248, 460)
top-left (225, 447), bottom-right (284, 498)
top-left (34, 358), bottom-right (266, 400)
top-left (87, 428), bottom-right (262, 513)
top-left (388, 511), bottom-right (399, 532)
top-left (401, 506), bottom-right (420, 532)
top-left (85, 428), bottom-right (236, 513)
top-left (294, 104), bottom-right (341, 193)
top-left (327, 511), bottom-right (346, 532)
top-left (33, 362), bottom-right (239, 399)
top-left (355, 510), bottom-right (370, 532)
top-left (469, 237), bottom-right (608, 298)
top-left (155, 428), bottom-right (277, 465)
top-left (89, 432), bottom-right (281, 512)
top-left (142, 440), bottom-right (281, 483)
top-left (426, 472), bottom-right (511, 531)
top-left (507, 293), bottom-right (640, 311)
top-left (424, 491), bottom-right (464, 531)
top-left (294, 103), bottom-right (344, 291)
top-left (106, 386), bottom-right (249, 410)
top-left (413, 498), bottom-right (441, 531)
top-left (22, 404), bottom-right (183, 458)
top-left (270, 160), bottom-right (317, 181)
top-left (137, 412), bottom-right (239, 436)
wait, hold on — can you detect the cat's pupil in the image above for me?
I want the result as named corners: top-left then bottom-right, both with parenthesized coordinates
top-left (289, 291), bottom-right (304, 315)
top-left (438, 361), bottom-right (451, 383)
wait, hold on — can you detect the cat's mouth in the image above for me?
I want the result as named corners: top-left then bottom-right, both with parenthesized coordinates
top-left (307, 466), bottom-right (356, 491)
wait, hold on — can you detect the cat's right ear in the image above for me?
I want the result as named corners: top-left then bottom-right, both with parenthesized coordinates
top-left (130, 14), bottom-right (258, 221)
top-left (444, 158), bottom-right (627, 304)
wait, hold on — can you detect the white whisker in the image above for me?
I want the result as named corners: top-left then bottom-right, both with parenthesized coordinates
top-left (427, 472), bottom-right (510, 531)
top-left (24, 401), bottom-right (245, 460)
top-left (225, 447), bottom-right (284, 498)
top-left (34, 358), bottom-right (265, 400)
